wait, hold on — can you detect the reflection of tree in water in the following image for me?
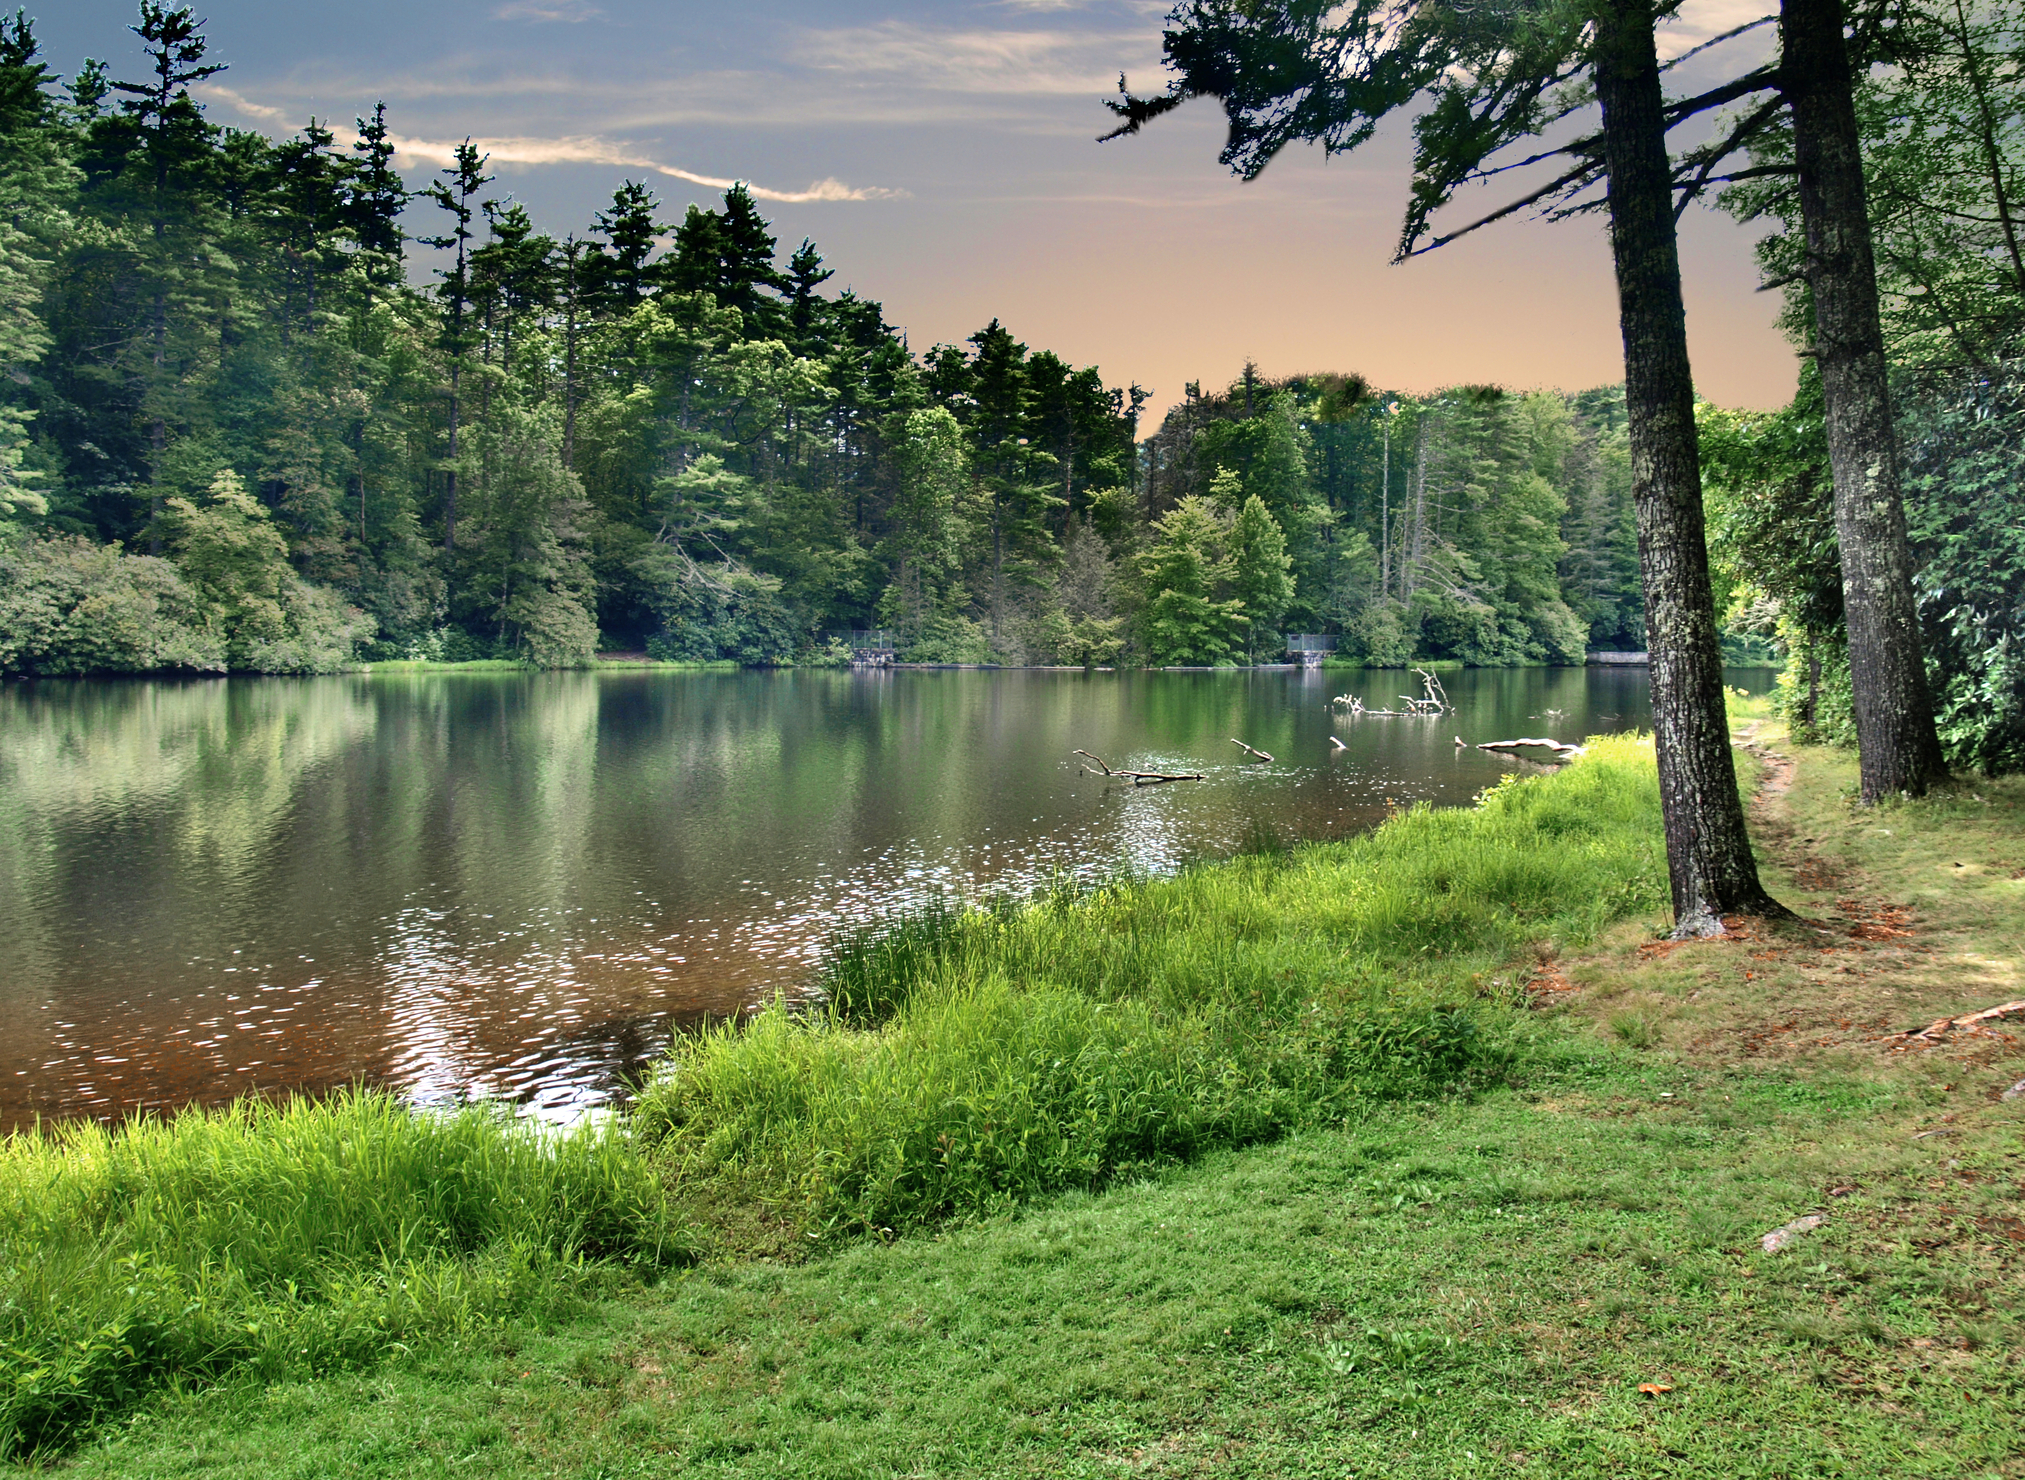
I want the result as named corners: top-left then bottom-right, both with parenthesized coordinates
top-left (0, 677), bottom-right (377, 992)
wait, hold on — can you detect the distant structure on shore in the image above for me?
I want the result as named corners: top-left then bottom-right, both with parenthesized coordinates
top-left (1586, 651), bottom-right (1650, 665)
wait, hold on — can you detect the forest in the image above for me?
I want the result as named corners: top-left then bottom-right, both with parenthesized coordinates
top-left (0, 6), bottom-right (1653, 680)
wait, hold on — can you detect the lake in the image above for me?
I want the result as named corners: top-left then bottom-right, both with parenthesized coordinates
top-left (0, 664), bottom-right (1773, 1127)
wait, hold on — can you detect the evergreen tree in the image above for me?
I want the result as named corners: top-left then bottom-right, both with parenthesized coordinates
top-left (1139, 495), bottom-right (1244, 665)
top-left (586, 179), bottom-right (660, 312)
top-left (1227, 487), bottom-right (1292, 660)
top-left (418, 140), bottom-right (490, 554)
top-left (346, 102), bottom-right (405, 286)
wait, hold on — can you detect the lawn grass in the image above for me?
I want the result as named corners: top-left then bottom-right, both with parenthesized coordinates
top-left (13, 720), bottom-right (2023, 1477)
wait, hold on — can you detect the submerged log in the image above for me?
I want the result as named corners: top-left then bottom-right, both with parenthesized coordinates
top-left (1073, 749), bottom-right (1204, 785)
top-left (1230, 739), bottom-right (1274, 762)
top-left (1477, 737), bottom-right (1587, 760)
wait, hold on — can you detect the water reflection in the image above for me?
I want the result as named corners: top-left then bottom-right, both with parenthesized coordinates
top-left (0, 666), bottom-right (1772, 1125)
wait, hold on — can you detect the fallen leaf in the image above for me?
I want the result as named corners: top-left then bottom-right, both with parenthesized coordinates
top-left (1638, 1382), bottom-right (1674, 1396)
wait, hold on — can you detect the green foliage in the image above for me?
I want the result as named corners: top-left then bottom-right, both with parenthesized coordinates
top-left (1137, 495), bottom-right (1247, 664)
top-left (1703, 357), bottom-right (2025, 772)
top-left (1228, 490), bottom-right (1293, 659)
top-left (632, 736), bottom-right (1668, 1234)
top-left (165, 471), bottom-right (373, 671)
top-left (0, 532), bottom-right (221, 674)
top-left (0, 1089), bottom-right (686, 1457)
top-left (1900, 358), bottom-right (2025, 772)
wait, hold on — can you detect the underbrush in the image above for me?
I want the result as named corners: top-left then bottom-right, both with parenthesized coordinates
top-left (0, 1090), bottom-right (685, 1458)
top-left (633, 734), bottom-right (1670, 1238)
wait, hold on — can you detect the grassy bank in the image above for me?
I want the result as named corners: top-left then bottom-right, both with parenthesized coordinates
top-left (0, 1093), bottom-right (686, 1458)
top-left (636, 734), bottom-right (1667, 1241)
top-left (12, 725), bottom-right (2024, 1475)
top-left (354, 659), bottom-right (741, 674)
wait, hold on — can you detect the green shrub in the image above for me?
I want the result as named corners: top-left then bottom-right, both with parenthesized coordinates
top-left (0, 535), bottom-right (222, 676)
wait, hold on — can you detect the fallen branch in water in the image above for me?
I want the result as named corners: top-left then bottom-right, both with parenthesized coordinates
top-left (1073, 750), bottom-right (1204, 785)
top-left (1230, 738), bottom-right (1274, 762)
top-left (1476, 737), bottom-right (1586, 760)
top-left (1329, 735), bottom-right (1347, 751)
top-left (1881, 998), bottom-right (2025, 1048)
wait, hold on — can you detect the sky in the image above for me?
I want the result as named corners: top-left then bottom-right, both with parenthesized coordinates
top-left (42, 0), bottom-right (1799, 425)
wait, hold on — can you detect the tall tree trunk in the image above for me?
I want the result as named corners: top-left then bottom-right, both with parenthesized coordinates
top-left (148, 282), bottom-right (166, 556)
top-left (1781, 0), bottom-right (1949, 800)
top-left (1380, 416), bottom-right (1391, 602)
top-left (444, 359), bottom-right (460, 554)
top-left (1594, 0), bottom-right (1785, 936)
top-left (563, 252), bottom-right (579, 473)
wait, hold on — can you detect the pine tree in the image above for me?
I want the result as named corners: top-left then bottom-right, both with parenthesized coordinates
top-left (346, 102), bottom-right (406, 286)
top-left (109, 1), bottom-right (225, 551)
top-left (587, 179), bottom-right (661, 312)
top-left (419, 140), bottom-right (491, 555)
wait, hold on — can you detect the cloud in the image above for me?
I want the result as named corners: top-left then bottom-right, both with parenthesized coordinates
top-left (194, 83), bottom-right (291, 123)
top-left (492, 0), bottom-right (602, 21)
top-left (387, 133), bottom-right (907, 203)
top-left (1655, 0), bottom-right (1776, 62)
top-left (796, 21), bottom-right (1157, 97)
top-left (192, 83), bottom-right (906, 202)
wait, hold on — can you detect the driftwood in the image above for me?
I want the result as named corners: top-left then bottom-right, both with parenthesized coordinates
top-left (1329, 735), bottom-right (1347, 751)
top-left (1476, 737), bottom-right (1587, 760)
top-left (1332, 670), bottom-right (1447, 717)
top-left (1332, 697), bottom-right (1416, 717)
top-left (1230, 738), bottom-right (1274, 762)
top-left (1881, 998), bottom-right (2025, 1048)
top-left (1073, 750), bottom-right (1203, 785)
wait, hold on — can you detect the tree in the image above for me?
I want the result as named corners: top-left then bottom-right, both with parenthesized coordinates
top-left (586, 179), bottom-right (661, 313)
top-left (1227, 488), bottom-right (1293, 659)
top-left (165, 469), bottom-right (370, 669)
top-left (0, 11), bottom-right (62, 526)
top-left (1778, 0), bottom-right (1949, 798)
top-left (109, 1), bottom-right (225, 551)
top-left (664, 185), bottom-right (787, 337)
top-left (346, 102), bottom-right (406, 286)
top-left (1107, 0), bottom-right (1784, 933)
top-left (784, 238), bottom-right (834, 354)
top-left (879, 407), bottom-right (968, 648)
top-left (1140, 495), bottom-right (1245, 665)
top-left (419, 140), bottom-right (491, 554)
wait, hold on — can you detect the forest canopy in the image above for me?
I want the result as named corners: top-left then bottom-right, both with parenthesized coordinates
top-left (0, 5), bottom-right (1653, 676)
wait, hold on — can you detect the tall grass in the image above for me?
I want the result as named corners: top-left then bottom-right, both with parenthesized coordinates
top-left (635, 735), bottom-right (1669, 1236)
top-left (0, 1090), bottom-right (684, 1457)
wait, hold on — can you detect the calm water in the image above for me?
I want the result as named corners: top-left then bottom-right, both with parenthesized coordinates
top-left (0, 665), bottom-right (1773, 1126)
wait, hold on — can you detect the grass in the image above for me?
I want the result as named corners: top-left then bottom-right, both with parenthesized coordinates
top-left (356, 659), bottom-right (534, 673)
top-left (0, 1092), bottom-right (687, 1458)
top-left (10, 722), bottom-right (2023, 1475)
top-left (354, 659), bottom-right (744, 675)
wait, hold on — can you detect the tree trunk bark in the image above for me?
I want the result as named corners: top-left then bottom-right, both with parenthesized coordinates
top-left (1780, 0), bottom-right (1949, 800)
top-left (1594, 0), bottom-right (1786, 936)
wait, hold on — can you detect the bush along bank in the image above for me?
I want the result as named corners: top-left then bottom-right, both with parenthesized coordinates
top-left (632, 734), bottom-right (1670, 1237)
